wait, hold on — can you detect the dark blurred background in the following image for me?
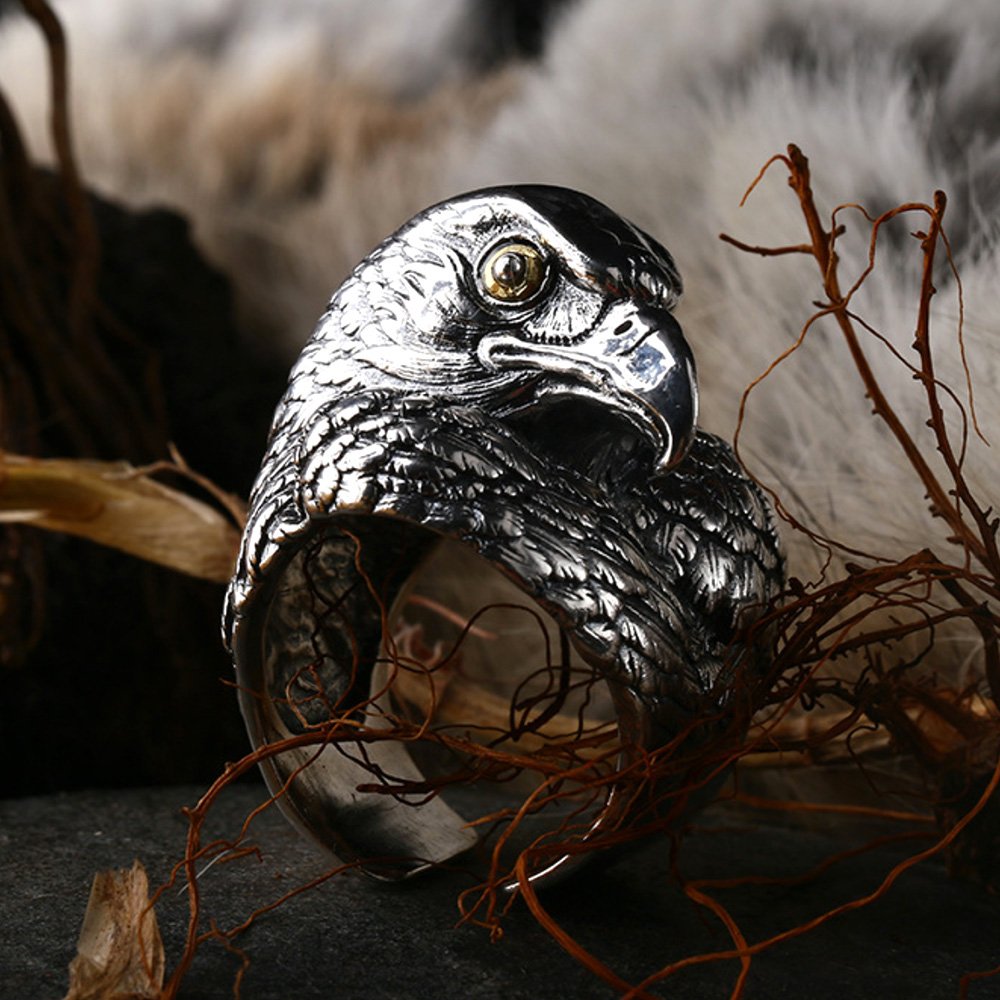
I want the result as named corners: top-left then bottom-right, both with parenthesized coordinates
top-left (0, 0), bottom-right (573, 797)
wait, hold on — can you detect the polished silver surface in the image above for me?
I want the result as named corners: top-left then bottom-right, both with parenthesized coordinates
top-left (224, 185), bottom-right (784, 885)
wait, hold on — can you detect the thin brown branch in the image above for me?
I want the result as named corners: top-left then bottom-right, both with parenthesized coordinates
top-left (20, 0), bottom-right (101, 345)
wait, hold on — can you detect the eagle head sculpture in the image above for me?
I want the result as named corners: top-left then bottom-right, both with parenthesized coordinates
top-left (295, 185), bottom-right (697, 477)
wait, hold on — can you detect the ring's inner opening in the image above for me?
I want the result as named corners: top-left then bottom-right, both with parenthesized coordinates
top-left (368, 539), bottom-right (623, 872)
top-left (382, 539), bottom-right (619, 806)
top-left (255, 519), bottom-right (621, 877)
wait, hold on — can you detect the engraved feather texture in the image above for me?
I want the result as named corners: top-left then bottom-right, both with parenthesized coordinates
top-left (225, 185), bottom-right (784, 733)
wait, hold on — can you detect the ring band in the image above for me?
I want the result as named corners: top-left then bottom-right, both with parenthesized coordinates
top-left (224, 185), bottom-right (783, 885)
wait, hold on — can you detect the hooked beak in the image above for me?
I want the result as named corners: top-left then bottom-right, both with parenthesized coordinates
top-left (479, 300), bottom-right (698, 474)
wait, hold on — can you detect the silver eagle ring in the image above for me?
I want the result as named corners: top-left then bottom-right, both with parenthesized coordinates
top-left (224, 186), bottom-right (784, 887)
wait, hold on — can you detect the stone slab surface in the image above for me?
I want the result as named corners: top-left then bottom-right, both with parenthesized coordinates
top-left (1, 784), bottom-right (997, 998)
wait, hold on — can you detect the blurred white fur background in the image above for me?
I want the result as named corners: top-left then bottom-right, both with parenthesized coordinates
top-left (3, 0), bottom-right (999, 681)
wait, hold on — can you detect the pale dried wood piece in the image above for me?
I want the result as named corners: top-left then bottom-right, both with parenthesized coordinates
top-left (64, 860), bottom-right (164, 1000)
top-left (0, 453), bottom-right (241, 582)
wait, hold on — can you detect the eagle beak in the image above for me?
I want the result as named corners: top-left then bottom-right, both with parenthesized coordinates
top-left (479, 300), bottom-right (698, 474)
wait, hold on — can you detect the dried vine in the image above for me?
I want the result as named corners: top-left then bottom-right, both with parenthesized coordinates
top-left (725, 146), bottom-right (1000, 882)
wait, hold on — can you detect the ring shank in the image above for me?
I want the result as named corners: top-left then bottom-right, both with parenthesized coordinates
top-left (234, 512), bottom-right (645, 882)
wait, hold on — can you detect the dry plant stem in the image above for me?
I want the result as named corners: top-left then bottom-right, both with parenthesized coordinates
top-left (157, 704), bottom-right (623, 997)
top-left (725, 145), bottom-right (1000, 714)
top-left (5, 0), bottom-right (166, 462)
top-left (686, 830), bottom-right (935, 893)
top-left (736, 147), bottom-right (996, 578)
top-left (158, 740), bottom-right (338, 999)
top-left (959, 960), bottom-right (1000, 999)
top-left (20, 0), bottom-right (100, 345)
top-left (787, 154), bottom-right (966, 555)
top-left (939, 568), bottom-right (1000, 701)
top-left (682, 882), bottom-right (751, 998)
top-left (729, 163), bottom-right (950, 540)
top-left (622, 752), bottom-right (1000, 1000)
top-left (910, 206), bottom-right (998, 570)
top-left (391, 660), bottom-right (615, 759)
top-left (730, 793), bottom-right (933, 825)
top-left (513, 850), bottom-right (660, 1000)
top-left (709, 142), bottom-right (1000, 992)
top-left (135, 445), bottom-right (249, 529)
top-left (0, 454), bottom-right (242, 582)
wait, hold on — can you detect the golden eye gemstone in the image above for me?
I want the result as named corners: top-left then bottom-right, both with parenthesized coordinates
top-left (480, 242), bottom-right (546, 302)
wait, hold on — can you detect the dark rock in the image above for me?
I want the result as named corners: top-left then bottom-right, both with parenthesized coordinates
top-left (0, 165), bottom-right (285, 795)
top-left (1, 786), bottom-right (997, 998)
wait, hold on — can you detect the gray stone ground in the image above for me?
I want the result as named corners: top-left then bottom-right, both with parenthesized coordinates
top-left (1, 783), bottom-right (997, 999)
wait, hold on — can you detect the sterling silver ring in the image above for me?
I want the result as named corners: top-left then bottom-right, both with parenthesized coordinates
top-left (223, 186), bottom-right (784, 886)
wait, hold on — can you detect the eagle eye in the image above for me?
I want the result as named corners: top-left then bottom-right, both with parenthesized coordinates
top-left (480, 241), bottom-right (546, 303)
